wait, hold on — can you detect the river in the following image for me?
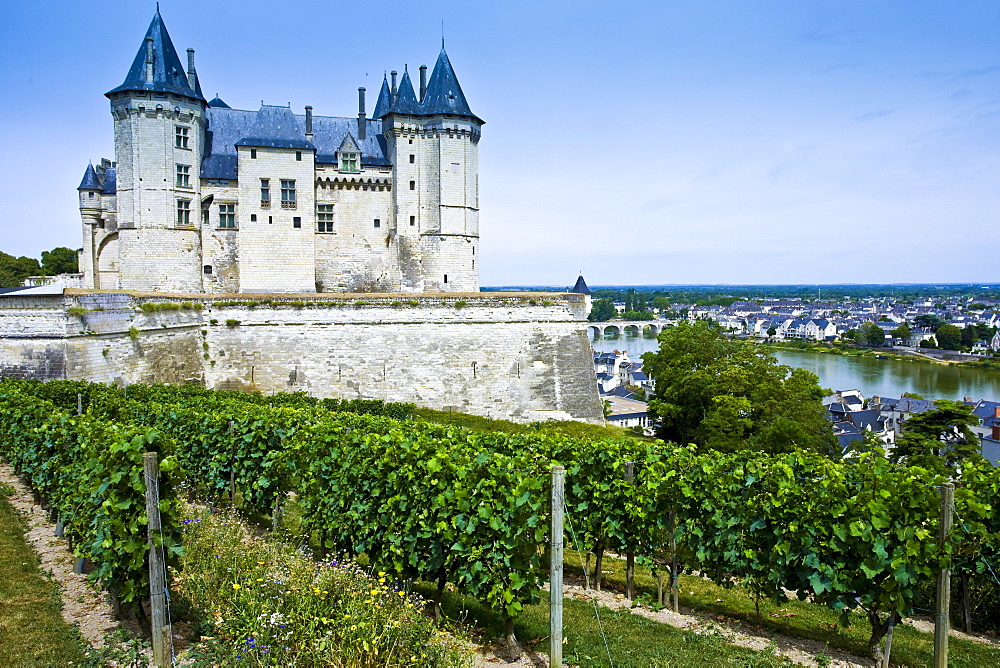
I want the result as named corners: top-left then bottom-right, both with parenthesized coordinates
top-left (590, 332), bottom-right (1000, 402)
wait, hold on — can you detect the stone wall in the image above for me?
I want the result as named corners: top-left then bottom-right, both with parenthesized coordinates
top-left (0, 291), bottom-right (603, 424)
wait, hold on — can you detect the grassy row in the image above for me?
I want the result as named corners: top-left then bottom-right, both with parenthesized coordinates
top-left (0, 482), bottom-right (90, 666)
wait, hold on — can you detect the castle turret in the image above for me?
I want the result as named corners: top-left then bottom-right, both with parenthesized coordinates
top-left (382, 47), bottom-right (482, 292)
top-left (104, 9), bottom-right (207, 292)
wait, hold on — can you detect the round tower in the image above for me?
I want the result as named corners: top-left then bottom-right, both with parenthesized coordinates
top-left (104, 10), bottom-right (207, 293)
top-left (381, 48), bottom-right (483, 292)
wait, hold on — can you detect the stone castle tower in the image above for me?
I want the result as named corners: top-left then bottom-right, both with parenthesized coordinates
top-left (79, 9), bottom-right (482, 294)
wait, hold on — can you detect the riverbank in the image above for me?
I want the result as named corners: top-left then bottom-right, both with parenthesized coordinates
top-left (759, 340), bottom-right (1000, 370)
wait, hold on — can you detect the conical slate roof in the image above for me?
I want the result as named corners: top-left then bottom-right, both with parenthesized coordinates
top-left (208, 96), bottom-right (231, 108)
top-left (421, 48), bottom-right (479, 121)
top-left (389, 69), bottom-right (421, 115)
top-left (77, 163), bottom-right (102, 190)
top-left (570, 275), bottom-right (592, 295)
top-left (372, 76), bottom-right (391, 119)
top-left (106, 10), bottom-right (204, 100)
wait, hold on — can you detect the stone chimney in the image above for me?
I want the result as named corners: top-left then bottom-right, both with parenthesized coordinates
top-left (186, 48), bottom-right (197, 89)
top-left (419, 65), bottom-right (427, 102)
top-left (305, 106), bottom-right (313, 141)
top-left (357, 88), bottom-right (366, 141)
top-left (390, 70), bottom-right (398, 102)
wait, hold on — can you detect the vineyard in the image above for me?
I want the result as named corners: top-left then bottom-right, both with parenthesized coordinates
top-left (1, 378), bottom-right (999, 663)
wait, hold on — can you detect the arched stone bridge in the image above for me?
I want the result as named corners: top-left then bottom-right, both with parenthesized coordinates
top-left (588, 321), bottom-right (673, 338)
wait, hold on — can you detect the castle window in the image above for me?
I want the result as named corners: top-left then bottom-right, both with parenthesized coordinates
top-left (175, 164), bottom-right (190, 187)
top-left (176, 199), bottom-right (191, 226)
top-left (409, 215), bottom-right (415, 226)
top-left (202, 209), bottom-right (209, 225)
top-left (444, 274), bottom-right (448, 284)
top-left (203, 265), bottom-right (213, 275)
top-left (409, 154), bottom-right (415, 164)
top-left (175, 126), bottom-right (189, 149)
top-left (250, 214), bottom-right (257, 222)
top-left (293, 217), bottom-right (302, 228)
top-left (260, 179), bottom-right (270, 207)
top-left (218, 204), bottom-right (236, 228)
top-left (281, 180), bottom-right (296, 208)
top-left (340, 153), bottom-right (358, 172)
top-left (251, 148), bottom-right (257, 159)
top-left (409, 181), bottom-right (415, 190)
top-left (317, 204), bottom-right (334, 232)
top-left (373, 219), bottom-right (380, 228)
top-left (88, 192), bottom-right (94, 199)
top-left (296, 151), bottom-right (302, 161)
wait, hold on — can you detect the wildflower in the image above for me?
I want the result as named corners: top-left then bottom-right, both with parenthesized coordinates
top-left (232, 584), bottom-right (241, 590)
top-left (256, 578), bottom-right (264, 582)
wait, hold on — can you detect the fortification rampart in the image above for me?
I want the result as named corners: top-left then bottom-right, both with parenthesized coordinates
top-left (0, 290), bottom-right (603, 424)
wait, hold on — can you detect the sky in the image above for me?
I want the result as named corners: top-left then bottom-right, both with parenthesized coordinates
top-left (1, 0), bottom-right (997, 286)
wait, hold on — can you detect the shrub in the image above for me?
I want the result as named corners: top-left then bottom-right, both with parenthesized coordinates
top-left (225, 319), bottom-right (241, 328)
top-left (453, 300), bottom-right (468, 309)
top-left (66, 306), bottom-right (87, 317)
top-left (127, 327), bottom-right (140, 340)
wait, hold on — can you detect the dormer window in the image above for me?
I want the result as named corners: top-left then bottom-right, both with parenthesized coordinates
top-left (340, 152), bottom-right (358, 172)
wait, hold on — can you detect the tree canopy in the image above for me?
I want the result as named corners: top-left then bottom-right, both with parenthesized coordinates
top-left (889, 400), bottom-right (982, 475)
top-left (588, 298), bottom-right (617, 322)
top-left (934, 323), bottom-right (963, 351)
top-left (642, 320), bottom-right (838, 455)
top-left (858, 321), bottom-right (886, 347)
top-left (0, 247), bottom-right (79, 287)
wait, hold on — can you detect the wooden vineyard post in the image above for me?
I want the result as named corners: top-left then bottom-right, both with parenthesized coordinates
top-left (144, 452), bottom-right (170, 668)
top-left (670, 509), bottom-right (679, 613)
top-left (550, 465), bottom-right (565, 668)
top-left (934, 483), bottom-right (954, 668)
top-left (624, 461), bottom-right (635, 600)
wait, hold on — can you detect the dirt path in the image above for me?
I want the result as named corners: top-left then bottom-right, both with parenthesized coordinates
top-left (0, 461), bottom-right (119, 650)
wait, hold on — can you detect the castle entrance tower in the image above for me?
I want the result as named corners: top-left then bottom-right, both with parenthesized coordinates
top-left (378, 48), bottom-right (483, 292)
top-left (104, 10), bottom-right (207, 292)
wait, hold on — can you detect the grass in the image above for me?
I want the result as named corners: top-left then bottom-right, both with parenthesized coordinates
top-left (569, 552), bottom-right (1000, 667)
top-left (412, 406), bottom-right (656, 441)
top-left (0, 486), bottom-right (90, 667)
top-left (172, 502), bottom-right (472, 666)
top-left (419, 581), bottom-right (791, 667)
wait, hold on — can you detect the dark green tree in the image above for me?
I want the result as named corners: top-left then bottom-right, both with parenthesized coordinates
top-left (935, 323), bottom-right (962, 351)
top-left (891, 323), bottom-right (911, 342)
top-left (642, 320), bottom-right (837, 455)
top-left (588, 298), bottom-right (617, 322)
top-left (889, 400), bottom-right (982, 475)
top-left (859, 322), bottom-right (886, 347)
top-left (40, 247), bottom-right (79, 275)
top-left (914, 314), bottom-right (946, 330)
top-left (0, 252), bottom-right (42, 287)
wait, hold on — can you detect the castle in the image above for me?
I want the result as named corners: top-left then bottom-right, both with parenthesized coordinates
top-left (78, 10), bottom-right (482, 294)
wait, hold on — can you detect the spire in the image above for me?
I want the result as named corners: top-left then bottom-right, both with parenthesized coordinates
top-left (389, 68), bottom-right (421, 115)
top-left (372, 75), bottom-right (391, 118)
top-left (77, 163), bottom-right (102, 190)
top-left (421, 47), bottom-right (479, 121)
top-left (570, 275), bottom-right (592, 296)
top-left (106, 10), bottom-right (205, 100)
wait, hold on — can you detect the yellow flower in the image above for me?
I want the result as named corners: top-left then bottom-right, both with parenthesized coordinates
top-left (232, 584), bottom-right (241, 590)
top-left (256, 578), bottom-right (264, 582)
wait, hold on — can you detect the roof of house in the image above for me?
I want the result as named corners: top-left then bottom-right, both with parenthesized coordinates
top-left (571, 275), bottom-right (591, 295)
top-left (76, 163), bottom-right (116, 194)
top-left (373, 47), bottom-right (481, 123)
top-left (106, 10), bottom-right (205, 101)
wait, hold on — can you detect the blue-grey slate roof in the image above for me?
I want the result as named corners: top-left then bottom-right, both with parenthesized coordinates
top-left (208, 96), bottom-right (231, 108)
top-left (571, 275), bottom-right (591, 295)
top-left (372, 77), bottom-right (391, 118)
top-left (201, 105), bottom-right (390, 179)
top-left (390, 70), bottom-right (422, 115)
top-left (102, 167), bottom-right (117, 194)
top-left (78, 164), bottom-right (102, 190)
top-left (106, 10), bottom-right (205, 101)
top-left (422, 48), bottom-right (480, 121)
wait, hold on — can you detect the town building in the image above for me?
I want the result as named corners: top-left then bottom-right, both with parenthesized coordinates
top-left (78, 10), bottom-right (482, 294)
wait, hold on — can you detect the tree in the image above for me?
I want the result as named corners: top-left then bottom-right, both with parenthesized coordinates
top-left (843, 329), bottom-right (860, 344)
top-left (766, 326), bottom-right (777, 338)
top-left (40, 247), bottom-right (78, 275)
top-left (588, 298), bottom-right (617, 322)
top-left (891, 324), bottom-right (911, 343)
top-left (0, 252), bottom-right (42, 287)
top-left (914, 314), bottom-right (946, 330)
top-left (642, 320), bottom-right (837, 455)
top-left (652, 296), bottom-right (671, 311)
top-left (935, 323), bottom-right (962, 351)
top-left (889, 400), bottom-right (982, 475)
top-left (859, 322), bottom-right (886, 347)
top-left (621, 310), bottom-right (655, 321)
